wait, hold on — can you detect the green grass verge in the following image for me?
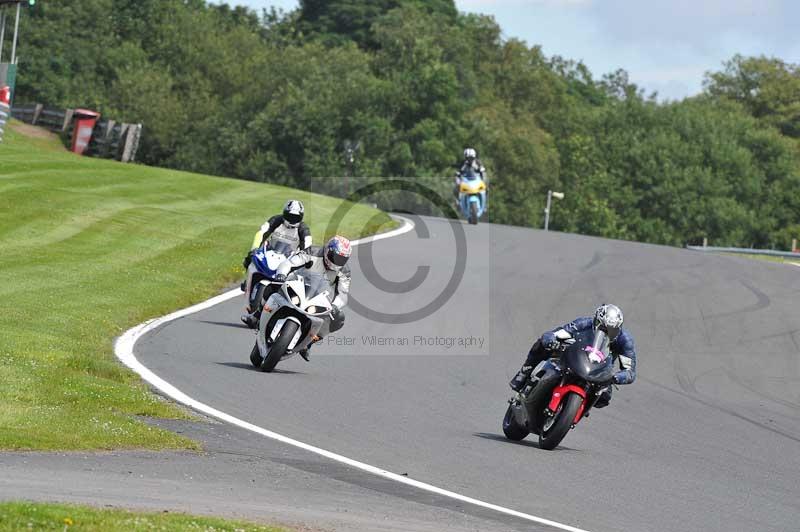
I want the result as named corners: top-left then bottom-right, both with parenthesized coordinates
top-left (0, 120), bottom-right (395, 450)
top-left (725, 252), bottom-right (800, 265)
top-left (0, 501), bottom-right (286, 531)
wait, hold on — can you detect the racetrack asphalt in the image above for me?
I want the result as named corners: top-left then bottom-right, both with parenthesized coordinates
top-left (5, 216), bottom-right (800, 531)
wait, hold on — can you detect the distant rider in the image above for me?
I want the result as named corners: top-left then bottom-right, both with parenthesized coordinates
top-left (509, 304), bottom-right (636, 408)
top-left (241, 200), bottom-right (312, 324)
top-left (272, 235), bottom-right (352, 361)
top-left (453, 147), bottom-right (487, 200)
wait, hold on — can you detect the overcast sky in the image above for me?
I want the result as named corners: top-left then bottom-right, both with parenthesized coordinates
top-left (214, 0), bottom-right (800, 100)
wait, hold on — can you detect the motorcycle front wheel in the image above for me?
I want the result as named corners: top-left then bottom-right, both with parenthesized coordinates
top-left (260, 320), bottom-right (299, 372)
top-left (538, 393), bottom-right (583, 450)
top-left (469, 201), bottom-right (479, 225)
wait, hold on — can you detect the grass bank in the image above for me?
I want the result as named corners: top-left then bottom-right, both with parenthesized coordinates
top-left (0, 120), bottom-right (394, 450)
top-left (0, 501), bottom-right (286, 531)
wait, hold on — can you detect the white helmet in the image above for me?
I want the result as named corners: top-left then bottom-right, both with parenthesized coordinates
top-left (594, 304), bottom-right (623, 341)
top-left (463, 147), bottom-right (477, 161)
top-left (282, 199), bottom-right (304, 227)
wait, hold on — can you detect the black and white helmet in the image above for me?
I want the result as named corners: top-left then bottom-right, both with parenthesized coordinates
top-left (594, 303), bottom-right (624, 341)
top-left (282, 200), bottom-right (304, 227)
top-left (463, 147), bottom-right (477, 161)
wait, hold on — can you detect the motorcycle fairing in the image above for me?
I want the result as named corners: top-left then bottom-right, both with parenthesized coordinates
top-left (458, 169), bottom-right (487, 219)
top-left (285, 274), bottom-right (334, 317)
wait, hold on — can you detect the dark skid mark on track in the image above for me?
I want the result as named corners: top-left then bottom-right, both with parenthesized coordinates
top-left (269, 456), bottom-right (544, 532)
top-left (723, 368), bottom-right (800, 414)
top-left (580, 251), bottom-right (604, 272)
top-left (642, 378), bottom-right (800, 444)
top-left (709, 280), bottom-right (771, 319)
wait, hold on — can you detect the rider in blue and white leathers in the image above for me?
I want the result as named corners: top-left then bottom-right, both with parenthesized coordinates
top-left (509, 304), bottom-right (636, 408)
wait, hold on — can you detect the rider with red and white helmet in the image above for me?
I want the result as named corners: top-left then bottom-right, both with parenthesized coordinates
top-left (273, 236), bottom-right (352, 360)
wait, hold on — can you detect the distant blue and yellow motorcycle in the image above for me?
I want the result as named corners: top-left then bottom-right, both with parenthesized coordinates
top-left (457, 167), bottom-right (487, 225)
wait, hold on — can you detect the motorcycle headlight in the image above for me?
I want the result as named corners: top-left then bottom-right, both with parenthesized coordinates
top-left (286, 286), bottom-right (301, 306)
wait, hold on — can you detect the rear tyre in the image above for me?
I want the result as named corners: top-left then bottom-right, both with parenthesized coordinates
top-left (249, 342), bottom-right (263, 368)
top-left (260, 320), bottom-right (299, 373)
top-left (502, 404), bottom-right (529, 441)
top-left (538, 393), bottom-right (583, 450)
top-left (469, 201), bottom-right (479, 225)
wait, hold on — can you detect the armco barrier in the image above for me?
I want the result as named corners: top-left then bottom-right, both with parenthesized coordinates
top-left (687, 245), bottom-right (800, 260)
top-left (9, 103), bottom-right (141, 162)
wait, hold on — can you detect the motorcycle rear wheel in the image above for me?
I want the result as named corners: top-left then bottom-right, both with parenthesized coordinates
top-left (260, 320), bottom-right (299, 372)
top-left (249, 342), bottom-right (263, 368)
top-left (538, 393), bottom-right (583, 450)
top-left (502, 403), bottom-right (529, 441)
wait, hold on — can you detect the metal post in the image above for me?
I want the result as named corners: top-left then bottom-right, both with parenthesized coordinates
top-left (544, 190), bottom-right (553, 231)
top-left (10, 2), bottom-right (20, 64)
top-left (792, 238), bottom-right (797, 252)
top-left (703, 237), bottom-right (708, 248)
top-left (0, 11), bottom-right (7, 64)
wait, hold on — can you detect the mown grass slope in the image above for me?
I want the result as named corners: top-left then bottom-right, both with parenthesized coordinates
top-left (0, 120), bottom-right (393, 450)
top-left (0, 501), bottom-right (286, 531)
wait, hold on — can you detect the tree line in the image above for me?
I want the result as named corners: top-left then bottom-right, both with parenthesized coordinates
top-left (12, 0), bottom-right (800, 248)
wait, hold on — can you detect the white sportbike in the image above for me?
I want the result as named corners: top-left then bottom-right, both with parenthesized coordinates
top-left (249, 271), bottom-right (334, 372)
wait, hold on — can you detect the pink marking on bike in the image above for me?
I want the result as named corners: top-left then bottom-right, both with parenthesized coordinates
top-left (584, 345), bottom-right (607, 362)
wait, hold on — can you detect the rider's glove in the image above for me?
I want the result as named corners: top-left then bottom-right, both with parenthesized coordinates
top-left (556, 337), bottom-right (576, 351)
top-left (272, 273), bottom-right (286, 283)
top-left (543, 337), bottom-right (560, 351)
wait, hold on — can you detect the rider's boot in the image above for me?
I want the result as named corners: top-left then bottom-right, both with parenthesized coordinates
top-left (240, 308), bottom-right (257, 328)
top-left (299, 335), bottom-right (322, 362)
top-left (509, 365), bottom-right (534, 392)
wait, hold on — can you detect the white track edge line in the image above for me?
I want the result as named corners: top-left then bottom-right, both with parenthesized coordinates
top-left (114, 214), bottom-right (592, 532)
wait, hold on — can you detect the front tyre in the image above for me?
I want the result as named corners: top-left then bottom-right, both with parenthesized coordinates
top-left (502, 404), bottom-right (529, 441)
top-left (538, 393), bottom-right (583, 450)
top-left (469, 201), bottom-right (479, 225)
top-left (260, 320), bottom-right (299, 373)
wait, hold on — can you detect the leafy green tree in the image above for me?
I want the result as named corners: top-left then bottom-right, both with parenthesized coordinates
top-left (705, 55), bottom-right (800, 138)
top-left (10, 2), bottom-right (800, 248)
top-left (298, 0), bottom-right (456, 48)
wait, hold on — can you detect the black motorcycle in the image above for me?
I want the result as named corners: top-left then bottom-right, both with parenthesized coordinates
top-left (503, 328), bottom-right (616, 450)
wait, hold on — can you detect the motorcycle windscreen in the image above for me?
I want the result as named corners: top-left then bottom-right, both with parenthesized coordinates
top-left (561, 329), bottom-right (615, 383)
top-left (299, 272), bottom-right (331, 301)
top-left (268, 240), bottom-right (295, 257)
top-left (462, 168), bottom-right (481, 182)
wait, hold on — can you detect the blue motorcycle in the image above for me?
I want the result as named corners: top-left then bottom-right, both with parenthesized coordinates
top-left (242, 240), bottom-right (294, 329)
top-left (457, 167), bottom-right (487, 225)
